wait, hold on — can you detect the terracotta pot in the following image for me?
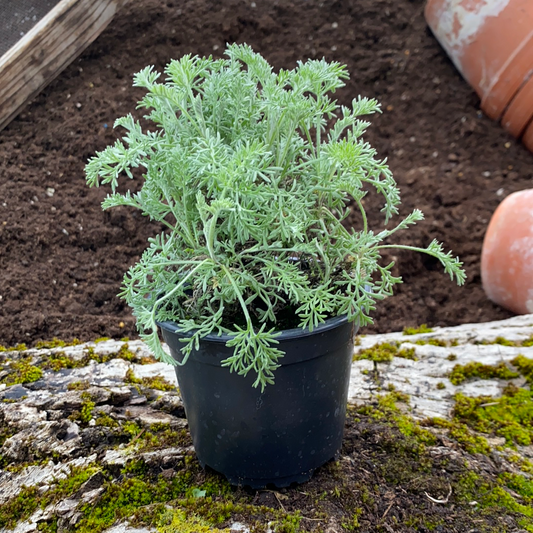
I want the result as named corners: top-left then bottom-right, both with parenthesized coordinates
top-left (425, 0), bottom-right (533, 145)
top-left (481, 189), bottom-right (533, 314)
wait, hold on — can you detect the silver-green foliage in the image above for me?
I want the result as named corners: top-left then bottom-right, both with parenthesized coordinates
top-left (85, 44), bottom-right (465, 390)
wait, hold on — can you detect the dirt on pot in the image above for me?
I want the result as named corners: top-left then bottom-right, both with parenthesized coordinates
top-left (0, 0), bottom-right (531, 348)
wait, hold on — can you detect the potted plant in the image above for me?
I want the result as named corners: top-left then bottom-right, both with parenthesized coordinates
top-left (85, 44), bottom-right (465, 488)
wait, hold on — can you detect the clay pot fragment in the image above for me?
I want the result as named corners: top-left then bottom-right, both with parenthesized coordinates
top-left (481, 189), bottom-right (533, 314)
top-left (425, 0), bottom-right (533, 151)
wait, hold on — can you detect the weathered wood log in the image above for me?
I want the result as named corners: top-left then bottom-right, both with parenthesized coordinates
top-left (0, 0), bottom-right (129, 132)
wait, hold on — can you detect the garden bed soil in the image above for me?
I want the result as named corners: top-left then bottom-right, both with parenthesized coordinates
top-left (1, 0), bottom-right (532, 348)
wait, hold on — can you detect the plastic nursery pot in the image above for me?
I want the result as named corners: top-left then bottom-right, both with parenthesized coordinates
top-left (158, 315), bottom-right (357, 489)
top-left (481, 188), bottom-right (533, 314)
top-left (425, 0), bottom-right (533, 149)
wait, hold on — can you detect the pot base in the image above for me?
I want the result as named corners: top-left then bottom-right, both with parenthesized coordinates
top-left (201, 460), bottom-right (329, 489)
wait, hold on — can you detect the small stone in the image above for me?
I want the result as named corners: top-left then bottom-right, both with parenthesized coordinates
top-left (1, 404), bottom-right (47, 429)
top-left (54, 498), bottom-right (79, 515)
top-left (77, 471), bottom-right (106, 495)
top-left (126, 395), bottom-right (148, 406)
top-left (151, 394), bottom-right (186, 418)
top-left (108, 386), bottom-right (132, 405)
top-left (49, 391), bottom-right (85, 411)
top-left (64, 421), bottom-right (80, 441)
top-left (80, 487), bottom-right (104, 502)
top-left (102, 449), bottom-right (132, 467)
top-left (2, 383), bottom-right (30, 400)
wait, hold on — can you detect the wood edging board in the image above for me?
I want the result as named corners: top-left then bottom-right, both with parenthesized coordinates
top-left (0, 0), bottom-right (129, 132)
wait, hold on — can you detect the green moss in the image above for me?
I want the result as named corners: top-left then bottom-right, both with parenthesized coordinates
top-left (499, 472), bottom-right (533, 501)
top-left (358, 392), bottom-right (436, 449)
top-left (491, 336), bottom-right (518, 347)
top-left (121, 458), bottom-right (148, 477)
top-left (157, 509), bottom-right (231, 533)
top-left (35, 338), bottom-right (82, 349)
top-left (44, 351), bottom-right (82, 372)
top-left (511, 355), bottom-right (533, 384)
top-left (52, 466), bottom-right (100, 499)
top-left (483, 486), bottom-right (533, 529)
top-left (448, 361), bottom-right (519, 385)
top-left (341, 508), bottom-right (362, 531)
top-left (522, 336), bottom-right (533, 347)
top-left (75, 469), bottom-right (204, 533)
top-left (354, 342), bottom-right (416, 363)
top-left (94, 337), bottom-right (111, 344)
top-left (403, 324), bottom-right (433, 335)
top-left (447, 353), bottom-right (457, 361)
top-left (125, 368), bottom-right (176, 392)
top-left (0, 426), bottom-right (16, 447)
top-left (67, 380), bottom-right (90, 391)
top-left (139, 427), bottom-right (192, 451)
top-left (39, 343), bottom-right (144, 372)
top-left (0, 485), bottom-right (41, 529)
top-left (272, 511), bottom-right (302, 533)
top-left (37, 517), bottom-right (58, 533)
top-left (402, 516), bottom-right (444, 530)
top-left (122, 420), bottom-right (142, 438)
top-left (0, 343), bottom-right (28, 352)
top-left (1, 358), bottom-right (43, 385)
top-left (454, 471), bottom-right (484, 502)
top-left (70, 392), bottom-right (95, 425)
top-left (452, 387), bottom-right (533, 446)
top-left (436, 382), bottom-right (446, 390)
top-left (506, 452), bottom-right (533, 474)
top-left (426, 418), bottom-right (491, 454)
top-left (95, 413), bottom-right (118, 428)
top-left (35, 337), bottom-right (82, 350)
top-left (414, 338), bottom-right (448, 347)
top-left (115, 343), bottom-right (137, 362)
top-left (0, 466), bottom-right (98, 530)
top-left (77, 478), bottom-right (166, 532)
top-left (451, 469), bottom-right (532, 529)
top-left (35, 338), bottom-right (67, 349)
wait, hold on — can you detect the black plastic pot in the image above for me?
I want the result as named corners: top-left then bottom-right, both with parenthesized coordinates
top-left (158, 315), bottom-right (357, 489)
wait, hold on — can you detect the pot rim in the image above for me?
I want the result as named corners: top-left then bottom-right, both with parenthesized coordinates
top-left (157, 313), bottom-right (350, 343)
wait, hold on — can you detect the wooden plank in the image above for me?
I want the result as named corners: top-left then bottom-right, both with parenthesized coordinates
top-left (0, 0), bottom-right (129, 132)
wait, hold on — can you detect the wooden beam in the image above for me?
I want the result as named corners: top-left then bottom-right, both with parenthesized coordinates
top-left (0, 0), bottom-right (129, 132)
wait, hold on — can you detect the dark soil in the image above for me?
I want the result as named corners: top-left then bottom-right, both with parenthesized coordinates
top-left (1, 0), bottom-right (532, 347)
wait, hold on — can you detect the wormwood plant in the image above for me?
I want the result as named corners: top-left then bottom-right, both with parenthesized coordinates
top-left (86, 44), bottom-right (465, 390)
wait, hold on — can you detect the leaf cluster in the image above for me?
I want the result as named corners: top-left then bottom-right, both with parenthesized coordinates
top-left (85, 44), bottom-right (465, 389)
